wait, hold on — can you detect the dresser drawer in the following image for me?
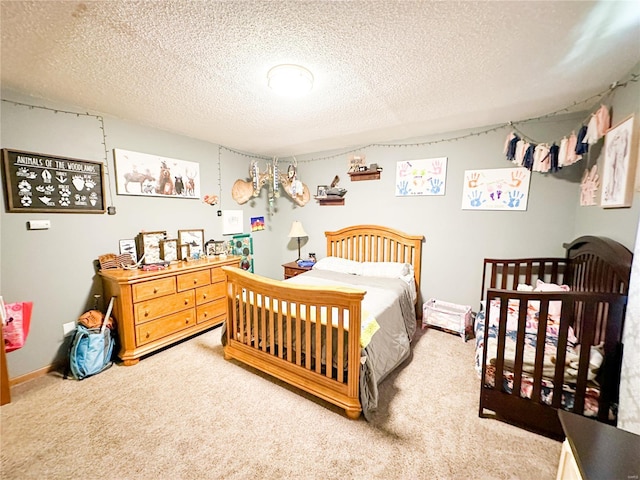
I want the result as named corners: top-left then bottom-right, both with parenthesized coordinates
top-left (211, 267), bottom-right (226, 283)
top-left (132, 277), bottom-right (176, 302)
top-left (134, 290), bottom-right (195, 324)
top-left (195, 282), bottom-right (226, 305)
top-left (177, 270), bottom-right (210, 291)
top-left (196, 299), bottom-right (226, 324)
top-left (136, 309), bottom-right (196, 345)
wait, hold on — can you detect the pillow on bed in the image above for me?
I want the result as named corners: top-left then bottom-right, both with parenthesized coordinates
top-left (360, 261), bottom-right (410, 278)
top-left (534, 280), bottom-right (569, 320)
top-left (533, 280), bottom-right (570, 292)
top-left (312, 256), bottom-right (362, 275)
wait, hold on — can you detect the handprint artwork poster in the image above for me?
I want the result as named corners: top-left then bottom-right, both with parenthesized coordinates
top-left (461, 167), bottom-right (530, 211)
top-left (395, 157), bottom-right (447, 196)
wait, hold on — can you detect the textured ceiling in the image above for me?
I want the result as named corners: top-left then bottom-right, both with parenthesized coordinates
top-left (1, 1), bottom-right (639, 157)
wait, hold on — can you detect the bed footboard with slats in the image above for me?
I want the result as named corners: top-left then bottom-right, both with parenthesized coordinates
top-left (222, 266), bottom-right (366, 419)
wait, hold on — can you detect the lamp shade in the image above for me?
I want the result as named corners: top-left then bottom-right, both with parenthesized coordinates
top-left (288, 221), bottom-right (308, 238)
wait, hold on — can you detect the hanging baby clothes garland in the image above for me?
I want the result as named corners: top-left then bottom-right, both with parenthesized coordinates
top-left (503, 104), bottom-right (612, 174)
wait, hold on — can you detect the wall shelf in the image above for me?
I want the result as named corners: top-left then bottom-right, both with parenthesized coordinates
top-left (348, 170), bottom-right (381, 181)
top-left (315, 196), bottom-right (345, 206)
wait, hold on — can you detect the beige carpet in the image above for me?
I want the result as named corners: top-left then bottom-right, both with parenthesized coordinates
top-left (1, 326), bottom-right (561, 479)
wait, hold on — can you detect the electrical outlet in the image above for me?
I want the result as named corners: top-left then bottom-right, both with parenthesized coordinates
top-left (63, 321), bottom-right (76, 336)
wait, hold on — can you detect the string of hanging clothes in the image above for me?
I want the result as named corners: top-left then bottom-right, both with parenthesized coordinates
top-left (502, 71), bottom-right (640, 174)
top-left (504, 104), bottom-right (610, 173)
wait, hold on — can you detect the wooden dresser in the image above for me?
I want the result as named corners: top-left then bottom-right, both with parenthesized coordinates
top-left (100, 256), bottom-right (240, 365)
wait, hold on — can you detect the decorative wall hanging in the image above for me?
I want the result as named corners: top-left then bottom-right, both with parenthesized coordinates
top-left (580, 165), bottom-right (600, 206)
top-left (231, 157), bottom-right (310, 211)
top-left (222, 210), bottom-right (244, 235)
top-left (251, 216), bottom-right (265, 232)
top-left (395, 157), bottom-right (447, 196)
top-left (229, 233), bottom-right (254, 272)
top-left (203, 194), bottom-right (219, 205)
top-left (600, 115), bottom-right (637, 208)
top-left (114, 148), bottom-right (200, 198)
top-left (1, 148), bottom-right (106, 213)
top-left (461, 167), bottom-right (531, 211)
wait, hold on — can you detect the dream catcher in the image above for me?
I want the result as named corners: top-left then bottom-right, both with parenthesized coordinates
top-left (232, 157), bottom-right (310, 213)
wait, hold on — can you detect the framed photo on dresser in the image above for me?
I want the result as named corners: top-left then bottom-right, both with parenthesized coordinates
top-left (178, 229), bottom-right (204, 257)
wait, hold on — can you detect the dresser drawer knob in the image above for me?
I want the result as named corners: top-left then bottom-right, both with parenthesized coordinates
top-left (145, 332), bottom-right (150, 339)
top-left (185, 319), bottom-right (190, 324)
top-left (193, 279), bottom-right (198, 284)
top-left (203, 293), bottom-right (207, 299)
top-left (153, 287), bottom-right (158, 294)
top-left (184, 299), bottom-right (189, 305)
top-left (144, 310), bottom-right (149, 317)
top-left (204, 312), bottom-right (208, 318)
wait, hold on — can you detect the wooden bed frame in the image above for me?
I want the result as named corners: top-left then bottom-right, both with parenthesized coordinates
top-left (479, 236), bottom-right (633, 439)
top-left (222, 225), bottom-right (423, 419)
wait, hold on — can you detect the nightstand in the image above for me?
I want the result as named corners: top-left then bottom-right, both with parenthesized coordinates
top-left (282, 261), bottom-right (313, 279)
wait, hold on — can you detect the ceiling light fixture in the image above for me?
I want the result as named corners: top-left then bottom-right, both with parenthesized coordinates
top-left (267, 64), bottom-right (314, 97)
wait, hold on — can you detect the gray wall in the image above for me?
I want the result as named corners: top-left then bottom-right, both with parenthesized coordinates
top-left (2, 64), bottom-right (639, 383)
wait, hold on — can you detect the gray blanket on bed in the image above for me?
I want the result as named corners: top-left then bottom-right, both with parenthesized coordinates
top-left (285, 270), bottom-right (416, 419)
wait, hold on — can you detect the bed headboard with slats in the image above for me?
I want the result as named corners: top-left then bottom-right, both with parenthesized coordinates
top-left (324, 225), bottom-right (424, 293)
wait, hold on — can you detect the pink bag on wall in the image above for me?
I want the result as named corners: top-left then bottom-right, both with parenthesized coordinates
top-left (2, 301), bottom-right (33, 352)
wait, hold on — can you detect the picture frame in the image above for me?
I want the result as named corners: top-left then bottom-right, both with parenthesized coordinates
top-left (348, 154), bottom-right (366, 173)
top-left (159, 238), bottom-right (178, 262)
top-left (316, 185), bottom-right (328, 198)
top-left (137, 231), bottom-right (166, 264)
top-left (1, 148), bottom-right (106, 213)
top-left (178, 229), bottom-right (205, 257)
top-left (180, 243), bottom-right (191, 261)
top-left (205, 240), bottom-right (226, 256)
top-left (600, 115), bottom-right (638, 208)
top-left (119, 239), bottom-right (137, 263)
top-left (113, 148), bottom-right (200, 199)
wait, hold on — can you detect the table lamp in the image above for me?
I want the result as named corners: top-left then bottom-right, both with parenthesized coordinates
top-left (288, 221), bottom-right (308, 261)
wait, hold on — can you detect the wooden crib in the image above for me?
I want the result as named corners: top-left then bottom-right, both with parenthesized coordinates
top-left (477, 236), bottom-right (632, 439)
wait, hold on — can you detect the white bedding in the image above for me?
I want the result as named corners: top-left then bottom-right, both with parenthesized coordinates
top-left (286, 269), bottom-right (416, 419)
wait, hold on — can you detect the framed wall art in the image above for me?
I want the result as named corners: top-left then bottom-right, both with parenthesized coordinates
top-left (137, 231), bottom-right (166, 264)
top-left (113, 148), bottom-right (200, 199)
top-left (159, 238), bottom-right (178, 262)
top-left (178, 229), bottom-right (205, 257)
top-left (600, 115), bottom-right (638, 208)
top-left (2, 148), bottom-right (106, 213)
top-left (222, 210), bottom-right (243, 235)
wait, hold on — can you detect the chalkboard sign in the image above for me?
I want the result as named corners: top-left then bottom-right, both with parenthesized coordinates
top-left (2, 149), bottom-right (106, 213)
